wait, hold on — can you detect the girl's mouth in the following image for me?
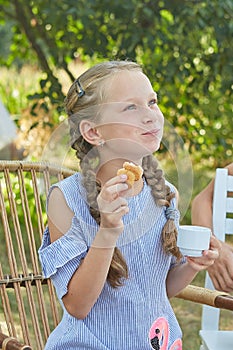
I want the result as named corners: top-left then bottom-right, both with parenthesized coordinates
top-left (141, 129), bottom-right (160, 136)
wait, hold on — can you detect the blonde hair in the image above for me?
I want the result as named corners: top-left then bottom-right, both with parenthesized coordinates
top-left (65, 60), bottom-right (181, 288)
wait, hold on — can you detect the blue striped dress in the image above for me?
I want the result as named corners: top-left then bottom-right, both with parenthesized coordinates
top-left (38, 172), bottom-right (183, 349)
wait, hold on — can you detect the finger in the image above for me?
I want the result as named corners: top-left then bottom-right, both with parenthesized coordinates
top-left (203, 249), bottom-right (219, 260)
top-left (104, 174), bottom-right (128, 188)
top-left (99, 205), bottom-right (129, 229)
top-left (219, 270), bottom-right (233, 292)
top-left (209, 235), bottom-right (221, 251)
top-left (185, 258), bottom-right (206, 271)
top-left (186, 255), bottom-right (217, 270)
top-left (110, 183), bottom-right (129, 196)
top-left (100, 182), bottom-right (129, 201)
top-left (210, 270), bottom-right (231, 292)
top-left (209, 262), bottom-right (233, 292)
top-left (114, 205), bottom-right (129, 215)
top-left (210, 274), bottom-right (222, 291)
top-left (98, 196), bottom-right (128, 214)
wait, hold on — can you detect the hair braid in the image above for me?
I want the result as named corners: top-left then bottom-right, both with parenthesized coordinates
top-left (142, 155), bottom-right (182, 260)
top-left (73, 137), bottom-right (128, 288)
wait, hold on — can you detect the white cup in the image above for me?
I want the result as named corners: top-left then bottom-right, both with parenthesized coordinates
top-left (177, 225), bottom-right (211, 257)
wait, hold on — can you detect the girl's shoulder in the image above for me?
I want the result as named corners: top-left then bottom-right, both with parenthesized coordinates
top-left (48, 172), bottom-right (86, 208)
top-left (53, 172), bottom-right (83, 193)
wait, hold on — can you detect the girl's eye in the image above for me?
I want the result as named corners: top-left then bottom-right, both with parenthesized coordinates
top-left (124, 104), bottom-right (137, 111)
top-left (148, 99), bottom-right (157, 106)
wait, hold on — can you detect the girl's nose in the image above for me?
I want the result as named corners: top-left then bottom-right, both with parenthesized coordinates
top-left (142, 108), bottom-right (156, 124)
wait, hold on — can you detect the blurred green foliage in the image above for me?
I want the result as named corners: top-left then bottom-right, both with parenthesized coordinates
top-left (0, 0), bottom-right (232, 168)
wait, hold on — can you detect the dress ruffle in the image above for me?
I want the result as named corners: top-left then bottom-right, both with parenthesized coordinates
top-left (38, 216), bottom-right (87, 278)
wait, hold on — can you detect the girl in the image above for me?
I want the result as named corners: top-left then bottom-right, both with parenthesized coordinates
top-left (39, 60), bottom-right (219, 349)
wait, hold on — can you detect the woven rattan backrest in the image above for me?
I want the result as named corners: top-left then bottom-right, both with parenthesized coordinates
top-left (0, 161), bottom-right (75, 349)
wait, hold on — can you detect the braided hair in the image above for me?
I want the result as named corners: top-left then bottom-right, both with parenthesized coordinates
top-left (65, 61), bottom-right (181, 288)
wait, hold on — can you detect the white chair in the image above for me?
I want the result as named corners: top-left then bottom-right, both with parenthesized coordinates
top-left (199, 168), bottom-right (233, 350)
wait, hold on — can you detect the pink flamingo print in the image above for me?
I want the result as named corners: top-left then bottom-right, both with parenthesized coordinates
top-left (149, 317), bottom-right (182, 350)
top-left (170, 338), bottom-right (182, 350)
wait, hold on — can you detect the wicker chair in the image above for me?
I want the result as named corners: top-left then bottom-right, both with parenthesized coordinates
top-left (0, 161), bottom-right (74, 349)
top-left (0, 160), bottom-right (232, 349)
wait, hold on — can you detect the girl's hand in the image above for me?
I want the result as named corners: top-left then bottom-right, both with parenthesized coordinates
top-left (207, 241), bottom-right (233, 292)
top-left (97, 174), bottom-right (129, 233)
top-left (186, 235), bottom-right (221, 272)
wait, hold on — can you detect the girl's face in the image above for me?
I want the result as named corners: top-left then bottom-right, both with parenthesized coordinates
top-left (95, 70), bottom-right (164, 162)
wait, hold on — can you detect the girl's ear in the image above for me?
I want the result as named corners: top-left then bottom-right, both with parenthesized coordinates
top-left (79, 120), bottom-right (102, 146)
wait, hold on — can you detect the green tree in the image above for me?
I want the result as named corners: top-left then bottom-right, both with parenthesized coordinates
top-left (0, 0), bottom-right (232, 165)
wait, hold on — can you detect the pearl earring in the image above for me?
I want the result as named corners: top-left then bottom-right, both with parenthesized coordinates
top-left (98, 140), bottom-right (105, 147)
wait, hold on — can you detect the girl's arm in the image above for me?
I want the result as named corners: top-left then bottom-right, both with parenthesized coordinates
top-left (191, 162), bottom-right (233, 292)
top-left (191, 180), bottom-right (214, 229)
top-left (192, 162), bottom-right (233, 231)
top-left (166, 235), bottom-right (220, 298)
